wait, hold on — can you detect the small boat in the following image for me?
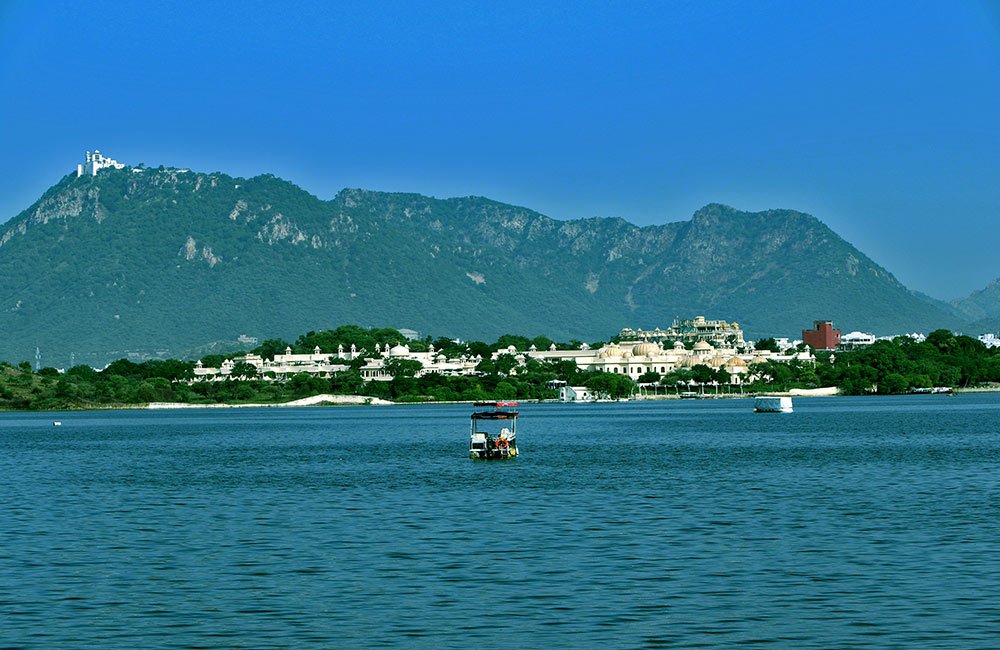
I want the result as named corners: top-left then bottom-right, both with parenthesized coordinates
top-left (754, 396), bottom-right (793, 413)
top-left (52, 421), bottom-right (62, 427)
top-left (469, 401), bottom-right (519, 459)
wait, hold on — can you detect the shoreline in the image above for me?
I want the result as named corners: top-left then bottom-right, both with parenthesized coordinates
top-left (3, 386), bottom-right (998, 414)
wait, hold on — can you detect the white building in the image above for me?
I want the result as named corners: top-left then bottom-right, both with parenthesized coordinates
top-left (979, 333), bottom-right (1000, 349)
top-left (77, 150), bottom-right (126, 177)
top-left (840, 331), bottom-right (876, 349)
top-left (397, 328), bottom-right (421, 341)
top-left (559, 386), bottom-right (594, 402)
top-left (879, 332), bottom-right (927, 344)
top-left (358, 342), bottom-right (480, 380)
top-left (193, 342), bottom-right (481, 382)
top-left (194, 345), bottom-right (360, 381)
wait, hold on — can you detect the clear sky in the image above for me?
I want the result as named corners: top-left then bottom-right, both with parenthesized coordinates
top-left (1, 0), bottom-right (998, 300)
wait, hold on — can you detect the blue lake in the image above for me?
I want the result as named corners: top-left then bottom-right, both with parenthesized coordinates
top-left (1, 395), bottom-right (999, 648)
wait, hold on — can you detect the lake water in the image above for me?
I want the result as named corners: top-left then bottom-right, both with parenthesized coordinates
top-left (1, 395), bottom-right (999, 648)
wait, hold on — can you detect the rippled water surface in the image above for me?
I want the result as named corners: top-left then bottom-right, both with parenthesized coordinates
top-left (2, 395), bottom-right (999, 648)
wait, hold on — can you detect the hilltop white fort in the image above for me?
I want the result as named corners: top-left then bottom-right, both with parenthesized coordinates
top-left (77, 149), bottom-right (125, 177)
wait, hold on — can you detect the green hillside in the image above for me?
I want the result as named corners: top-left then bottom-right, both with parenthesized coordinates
top-left (0, 167), bottom-right (962, 366)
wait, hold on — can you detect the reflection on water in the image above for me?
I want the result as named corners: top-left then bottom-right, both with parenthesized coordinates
top-left (1, 395), bottom-right (999, 647)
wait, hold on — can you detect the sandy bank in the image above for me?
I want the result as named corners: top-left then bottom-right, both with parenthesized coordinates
top-left (787, 387), bottom-right (840, 396)
top-left (147, 394), bottom-right (394, 409)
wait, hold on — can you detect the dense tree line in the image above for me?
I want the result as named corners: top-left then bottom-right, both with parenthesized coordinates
top-left (0, 327), bottom-right (996, 410)
top-left (815, 330), bottom-right (1000, 395)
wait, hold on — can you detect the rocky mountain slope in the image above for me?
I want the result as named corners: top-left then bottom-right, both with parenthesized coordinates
top-left (952, 278), bottom-right (1000, 336)
top-left (0, 167), bottom-right (963, 366)
top-left (953, 278), bottom-right (1000, 321)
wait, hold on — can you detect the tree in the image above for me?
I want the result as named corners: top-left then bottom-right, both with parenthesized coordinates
top-left (465, 341), bottom-right (493, 359)
top-left (538, 359), bottom-right (580, 384)
top-left (488, 354), bottom-right (518, 375)
top-left (755, 338), bottom-right (780, 352)
top-left (407, 339), bottom-right (429, 352)
top-left (103, 359), bottom-right (144, 380)
top-left (200, 354), bottom-right (232, 369)
top-left (141, 377), bottom-right (176, 402)
top-left (254, 338), bottom-right (292, 360)
top-left (66, 365), bottom-right (98, 380)
top-left (330, 369), bottom-right (365, 395)
top-left (690, 364), bottom-right (715, 384)
top-left (660, 368), bottom-right (692, 391)
top-left (637, 370), bottom-right (661, 384)
top-left (294, 325), bottom-right (407, 355)
top-left (584, 372), bottom-right (634, 399)
top-left (530, 336), bottom-right (555, 351)
top-left (495, 381), bottom-right (518, 399)
top-left (288, 372), bottom-right (326, 397)
top-left (142, 359), bottom-right (194, 381)
top-left (230, 361), bottom-right (258, 379)
top-left (54, 378), bottom-right (79, 400)
top-left (751, 360), bottom-right (793, 390)
top-left (879, 372), bottom-right (908, 395)
top-left (838, 364), bottom-right (878, 395)
top-left (383, 357), bottom-right (422, 378)
top-left (926, 329), bottom-right (957, 353)
top-left (494, 334), bottom-right (531, 351)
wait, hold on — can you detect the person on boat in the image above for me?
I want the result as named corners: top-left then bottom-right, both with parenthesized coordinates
top-left (495, 428), bottom-right (511, 452)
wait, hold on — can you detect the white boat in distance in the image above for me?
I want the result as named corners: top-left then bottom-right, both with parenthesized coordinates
top-left (754, 396), bottom-right (793, 413)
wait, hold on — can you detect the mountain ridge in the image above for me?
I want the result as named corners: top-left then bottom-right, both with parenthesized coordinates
top-left (0, 166), bottom-right (968, 366)
top-left (951, 277), bottom-right (1000, 322)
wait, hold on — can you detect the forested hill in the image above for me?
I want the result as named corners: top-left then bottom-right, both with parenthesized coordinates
top-left (0, 166), bottom-right (961, 366)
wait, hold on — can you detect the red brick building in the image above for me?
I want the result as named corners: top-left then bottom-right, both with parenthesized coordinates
top-left (802, 321), bottom-right (841, 350)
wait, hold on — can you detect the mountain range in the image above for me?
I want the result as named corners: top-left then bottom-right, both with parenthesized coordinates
top-left (0, 165), bottom-right (993, 367)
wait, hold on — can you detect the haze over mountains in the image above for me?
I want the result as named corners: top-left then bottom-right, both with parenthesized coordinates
top-left (0, 164), bottom-right (993, 367)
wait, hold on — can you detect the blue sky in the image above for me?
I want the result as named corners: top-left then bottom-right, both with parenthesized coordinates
top-left (1, 0), bottom-right (998, 300)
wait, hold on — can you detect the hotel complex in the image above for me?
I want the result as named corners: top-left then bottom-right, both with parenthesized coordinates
top-left (193, 316), bottom-right (815, 386)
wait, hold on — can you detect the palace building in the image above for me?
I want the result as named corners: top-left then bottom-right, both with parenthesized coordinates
top-left (492, 338), bottom-right (814, 385)
top-left (618, 316), bottom-right (745, 347)
top-left (77, 149), bottom-right (126, 177)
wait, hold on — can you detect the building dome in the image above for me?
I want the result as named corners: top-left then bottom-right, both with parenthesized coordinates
top-left (600, 344), bottom-right (622, 359)
top-left (693, 341), bottom-right (713, 352)
top-left (673, 341), bottom-right (686, 350)
top-left (388, 344), bottom-right (410, 356)
top-left (634, 342), bottom-right (661, 357)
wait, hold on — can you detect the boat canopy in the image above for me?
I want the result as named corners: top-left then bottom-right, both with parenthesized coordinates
top-left (471, 411), bottom-right (518, 420)
top-left (471, 401), bottom-right (518, 420)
